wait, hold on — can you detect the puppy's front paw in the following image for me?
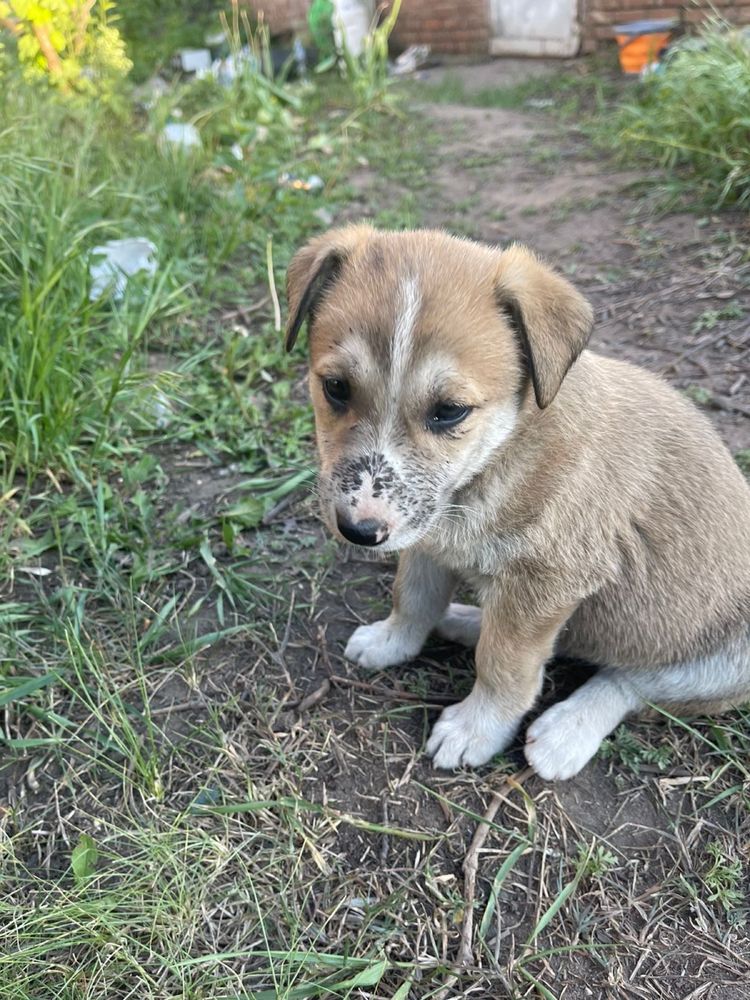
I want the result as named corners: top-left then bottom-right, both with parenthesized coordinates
top-left (344, 618), bottom-right (424, 671)
top-left (426, 689), bottom-right (519, 769)
top-left (524, 702), bottom-right (602, 781)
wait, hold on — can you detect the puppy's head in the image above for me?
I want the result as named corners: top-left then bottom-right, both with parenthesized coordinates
top-left (285, 226), bottom-right (592, 551)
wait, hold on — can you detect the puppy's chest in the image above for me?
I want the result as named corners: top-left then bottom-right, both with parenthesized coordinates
top-left (422, 516), bottom-right (525, 584)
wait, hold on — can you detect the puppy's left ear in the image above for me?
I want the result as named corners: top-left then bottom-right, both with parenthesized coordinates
top-left (496, 245), bottom-right (594, 409)
top-left (285, 225), bottom-right (373, 352)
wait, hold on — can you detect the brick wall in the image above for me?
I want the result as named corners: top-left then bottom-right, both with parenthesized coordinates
top-left (244, 0), bottom-right (309, 35)
top-left (581, 0), bottom-right (750, 51)
top-left (243, 0), bottom-right (489, 54)
top-left (244, 1), bottom-right (750, 55)
top-left (390, 0), bottom-right (490, 55)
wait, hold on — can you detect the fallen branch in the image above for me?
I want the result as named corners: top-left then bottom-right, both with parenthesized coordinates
top-left (1, 16), bottom-right (21, 35)
top-left (328, 673), bottom-right (456, 706)
top-left (456, 766), bottom-right (534, 968)
top-left (705, 392), bottom-right (750, 419)
top-left (294, 677), bottom-right (331, 714)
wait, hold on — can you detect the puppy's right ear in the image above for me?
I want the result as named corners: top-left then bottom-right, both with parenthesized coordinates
top-left (284, 225), bottom-right (372, 352)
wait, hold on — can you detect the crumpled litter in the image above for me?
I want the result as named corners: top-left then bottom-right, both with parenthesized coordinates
top-left (160, 122), bottom-right (203, 152)
top-left (178, 48), bottom-right (212, 73)
top-left (208, 47), bottom-right (261, 86)
top-left (89, 238), bottom-right (158, 301)
top-left (278, 172), bottom-right (325, 192)
top-left (392, 43), bottom-right (431, 76)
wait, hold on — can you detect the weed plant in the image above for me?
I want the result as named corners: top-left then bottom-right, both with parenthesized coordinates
top-left (616, 18), bottom-right (750, 204)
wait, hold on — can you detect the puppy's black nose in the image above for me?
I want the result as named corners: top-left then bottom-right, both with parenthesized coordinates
top-left (336, 512), bottom-right (389, 547)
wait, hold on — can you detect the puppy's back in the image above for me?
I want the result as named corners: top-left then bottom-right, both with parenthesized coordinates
top-left (553, 351), bottom-right (750, 667)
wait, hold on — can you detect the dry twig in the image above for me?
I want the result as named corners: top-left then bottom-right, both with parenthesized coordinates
top-left (456, 766), bottom-right (534, 968)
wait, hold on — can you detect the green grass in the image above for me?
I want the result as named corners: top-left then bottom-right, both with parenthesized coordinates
top-left (0, 77), bottom-right (313, 483)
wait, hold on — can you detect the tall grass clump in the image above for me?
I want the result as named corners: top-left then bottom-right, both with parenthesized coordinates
top-left (0, 90), bottom-right (181, 483)
top-left (616, 18), bottom-right (750, 205)
top-left (337, 0), bottom-right (402, 112)
top-left (0, 26), bottom-right (319, 485)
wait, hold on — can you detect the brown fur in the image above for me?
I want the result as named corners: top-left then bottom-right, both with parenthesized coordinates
top-left (285, 225), bottom-right (750, 778)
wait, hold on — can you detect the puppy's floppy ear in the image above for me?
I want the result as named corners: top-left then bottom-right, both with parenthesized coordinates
top-left (496, 245), bottom-right (594, 409)
top-left (284, 225), bottom-right (373, 352)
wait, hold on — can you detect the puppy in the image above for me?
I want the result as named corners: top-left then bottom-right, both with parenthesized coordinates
top-left (284, 225), bottom-right (750, 780)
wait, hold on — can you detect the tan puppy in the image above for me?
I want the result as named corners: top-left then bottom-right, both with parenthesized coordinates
top-left (285, 225), bottom-right (750, 780)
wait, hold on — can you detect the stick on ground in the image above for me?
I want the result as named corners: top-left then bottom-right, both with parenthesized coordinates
top-left (456, 766), bottom-right (534, 968)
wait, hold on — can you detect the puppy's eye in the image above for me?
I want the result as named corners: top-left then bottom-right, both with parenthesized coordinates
top-left (323, 377), bottom-right (350, 410)
top-left (427, 402), bottom-right (472, 432)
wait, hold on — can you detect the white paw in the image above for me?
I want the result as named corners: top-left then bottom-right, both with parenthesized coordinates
top-left (524, 701), bottom-right (603, 781)
top-left (435, 603), bottom-right (482, 648)
top-left (426, 687), bottom-right (520, 769)
top-left (344, 618), bottom-right (425, 671)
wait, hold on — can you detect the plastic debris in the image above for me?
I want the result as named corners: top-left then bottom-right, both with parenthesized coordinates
top-left (211, 47), bottom-right (260, 86)
top-left (640, 61), bottom-right (663, 78)
top-left (309, 0), bottom-right (335, 60)
top-left (160, 122), bottom-right (202, 152)
top-left (613, 18), bottom-right (677, 75)
top-left (332, 0), bottom-right (371, 58)
top-left (293, 37), bottom-right (308, 77)
top-left (204, 30), bottom-right (226, 48)
top-left (314, 207), bottom-right (334, 226)
top-left (526, 97), bottom-right (555, 109)
top-left (392, 43), bottom-right (431, 76)
top-left (134, 75), bottom-right (170, 110)
top-left (178, 48), bottom-right (212, 73)
top-left (89, 239), bottom-right (157, 301)
top-left (149, 388), bottom-right (174, 429)
top-left (278, 172), bottom-right (325, 193)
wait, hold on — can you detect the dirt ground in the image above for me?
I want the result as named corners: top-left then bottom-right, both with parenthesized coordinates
top-left (250, 70), bottom-right (750, 997)
top-left (6, 62), bottom-right (750, 999)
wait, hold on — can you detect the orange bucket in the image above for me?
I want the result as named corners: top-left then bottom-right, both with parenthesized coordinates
top-left (613, 19), bottom-right (678, 74)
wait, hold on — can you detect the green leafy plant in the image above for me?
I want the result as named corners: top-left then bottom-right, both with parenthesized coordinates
top-left (616, 17), bottom-right (750, 204)
top-left (703, 840), bottom-right (745, 916)
top-left (0, 0), bottom-right (131, 96)
top-left (71, 833), bottom-right (98, 886)
top-left (575, 841), bottom-right (618, 881)
top-left (600, 724), bottom-right (673, 773)
top-left (337, 0), bottom-right (402, 111)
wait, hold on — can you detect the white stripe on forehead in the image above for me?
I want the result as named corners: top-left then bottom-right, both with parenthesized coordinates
top-left (390, 276), bottom-right (421, 393)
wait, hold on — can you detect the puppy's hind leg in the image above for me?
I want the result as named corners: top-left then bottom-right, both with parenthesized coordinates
top-left (435, 604), bottom-right (482, 648)
top-left (345, 549), bottom-right (456, 671)
top-left (525, 634), bottom-right (750, 781)
top-left (525, 670), bottom-right (640, 781)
